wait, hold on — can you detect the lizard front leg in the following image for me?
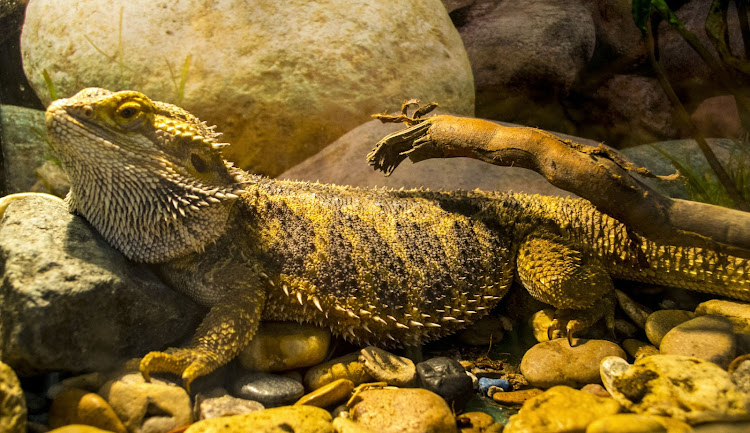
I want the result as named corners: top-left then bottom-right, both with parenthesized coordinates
top-left (140, 285), bottom-right (265, 392)
top-left (516, 230), bottom-right (616, 343)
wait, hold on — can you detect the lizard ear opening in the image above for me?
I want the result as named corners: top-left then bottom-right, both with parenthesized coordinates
top-left (191, 153), bottom-right (208, 173)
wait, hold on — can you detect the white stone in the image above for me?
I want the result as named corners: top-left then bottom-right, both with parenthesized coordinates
top-left (21, 0), bottom-right (474, 176)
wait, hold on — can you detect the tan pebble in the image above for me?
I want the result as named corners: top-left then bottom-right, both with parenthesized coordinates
top-left (586, 413), bottom-right (692, 433)
top-left (660, 315), bottom-right (736, 369)
top-left (332, 416), bottom-right (374, 433)
top-left (644, 310), bottom-right (695, 347)
top-left (696, 299), bottom-right (750, 334)
top-left (359, 346), bottom-right (417, 387)
top-left (238, 321), bottom-right (331, 371)
top-left (614, 289), bottom-right (652, 328)
top-left (296, 378), bottom-right (354, 408)
top-left (504, 386), bottom-right (621, 433)
top-left (580, 383), bottom-right (610, 398)
top-left (49, 388), bottom-right (127, 433)
top-left (304, 352), bottom-right (373, 390)
top-left (458, 411), bottom-right (502, 433)
top-left (491, 388), bottom-right (543, 405)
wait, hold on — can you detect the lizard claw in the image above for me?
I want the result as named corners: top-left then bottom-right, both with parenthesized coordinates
top-left (140, 348), bottom-right (220, 393)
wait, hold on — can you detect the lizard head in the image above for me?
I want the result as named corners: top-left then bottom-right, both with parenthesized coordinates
top-left (46, 87), bottom-right (248, 263)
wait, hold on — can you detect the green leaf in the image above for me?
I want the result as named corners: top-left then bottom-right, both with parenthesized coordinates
top-left (631, 0), bottom-right (653, 34)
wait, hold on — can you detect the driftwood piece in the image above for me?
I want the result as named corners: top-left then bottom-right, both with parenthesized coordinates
top-left (368, 113), bottom-right (750, 258)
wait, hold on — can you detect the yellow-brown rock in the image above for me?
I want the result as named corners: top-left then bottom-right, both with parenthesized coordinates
top-left (99, 373), bottom-right (192, 432)
top-left (304, 352), bottom-right (373, 391)
top-left (185, 405), bottom-right (332, 433)
top-left (295, 378), bottom-right (354, 408)
top-left (238, 321), bottom-right (330, 371)
top-left (49, 388), bottom-right (126, 433)
top-left (48, 425), bottom-right (117, 433)
top-left (0, 361), bottom-right (26, 433)
top-left (491, 388), bottom-right (544, 406)
top-left (586, 413), bottom-right (692, 433)
top-left (504, 386), bottom-right (622, 433)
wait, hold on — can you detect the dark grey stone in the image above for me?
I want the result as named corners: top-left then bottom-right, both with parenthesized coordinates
top-left (0, 196), bottom-right (202, 375)
top-left (230, 372), bottom-right (304, 407)
top-left (416, 357), bottom-right (473, 411)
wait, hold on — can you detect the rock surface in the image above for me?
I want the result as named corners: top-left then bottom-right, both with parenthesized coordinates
top-left (230, 372), bottom-right (305, 408)
top-left (644, 310), bottom-right (696, 347)
top-left (237, 321), bottom-right (330, 372)
top-left (453, 0), bottom-right (595, 129)
top-left (48, 388), bottom-right (126, 433)
top-left (504, 385), bottom-right (621, 433)
top-left (195, 394), bottom-right (264, 420)
top-left (520, 338), bottom-right (626, 388)
top-left (185, 405), bottom-right (333, 433)
top-left (601, 355), bottom-right (750, 423)
top-left (348, 388), bottom-right (457, 433)
top-left (295, 378), bottom-right (353, 408)
top-left (0, 361), bottom-right (26, 433)
top-left (0, 105), bottom-right (49, 194)
top-left (304, 352), bottom-right (373, 391)
top-left (0, 196), bottom-right (202, 375)
top-left (696, 300), bottom-right (750, 334)
top-left (98, 373), bottom-right (193, 433)
top-left (586, 413), bottom-right (692, 433)
top-left (359, 346), bottom-right (417, 387)
top-left (416, 357), bottom-right (474, 410)
top-left (22, 0), bottom-right (473, 176)
top-left (659, 315), bottom-right (737, 369)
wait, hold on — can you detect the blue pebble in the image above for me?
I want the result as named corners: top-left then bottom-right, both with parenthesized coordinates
top-left (477, 377), bottom-right (510, 394)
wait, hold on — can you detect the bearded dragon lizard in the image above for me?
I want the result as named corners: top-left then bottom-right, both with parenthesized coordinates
top-left (45, 88), bottom-right (750, 390)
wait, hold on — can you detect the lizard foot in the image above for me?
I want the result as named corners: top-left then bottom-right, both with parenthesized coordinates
top-left (140, 348), bottom-right (221, 393)
top-left (541, 294), bottom-right (618, 345)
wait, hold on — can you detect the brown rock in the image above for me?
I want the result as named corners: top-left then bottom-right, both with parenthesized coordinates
top-left (690, 95), bottom-right (742, 139)
top-left (660, 315), bottom-right (737, 369)
top-left (359, 346), bottom-right (417, 388)
top-left (237, 321), bottom-right (331, 372)
top-left (520, 338), bottom-right (627, 388)
top-left (49, 388), bottom-right (126, 433)
top-left (645, 310), bottom-right (696, 347)
top-left (696, 299), bottom-right (750, 334)
top-left (185, 405), bottom-right (332, 433)
top-left (295, 378), bottom-right (354, 408)
top-left (349, 388), bottom-right (457, 433)
top-left (304, 352), bottom-right (373, 391)
top-left (457, 411), bottom-right (502, 433)
top-left (47, 426), bottom-right (117, 433)
top-left (491, 388), bottom-right (544, 406)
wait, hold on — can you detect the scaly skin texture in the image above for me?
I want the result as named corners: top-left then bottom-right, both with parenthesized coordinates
top-left (45, 88), bottom-right (750, 389)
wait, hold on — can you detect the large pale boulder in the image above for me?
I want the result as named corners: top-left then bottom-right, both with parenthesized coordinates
top-left (21, 0), bottom-right (474, 176)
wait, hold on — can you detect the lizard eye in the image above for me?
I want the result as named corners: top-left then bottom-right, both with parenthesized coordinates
top-left (114, 101), bottom-right (146, 130)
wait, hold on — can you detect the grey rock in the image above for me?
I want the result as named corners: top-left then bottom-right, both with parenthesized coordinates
top-left (0, 196), bottom-right (202, 375)
top-left (195, 393), bottom-right (264, 420)
top-left (31, 160), bottom-right (70, 197)
top-left (455, 0), bottom-right (595, 127)
top-left (1, 105), bottom-right (50, 194)
top-left (230, 372), bottom-right (304, 407)
top-left (416, 357), bottom-right (473, 411)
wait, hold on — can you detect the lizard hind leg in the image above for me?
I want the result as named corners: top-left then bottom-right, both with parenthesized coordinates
top-left (516, 232), bottom-right (616, 343)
